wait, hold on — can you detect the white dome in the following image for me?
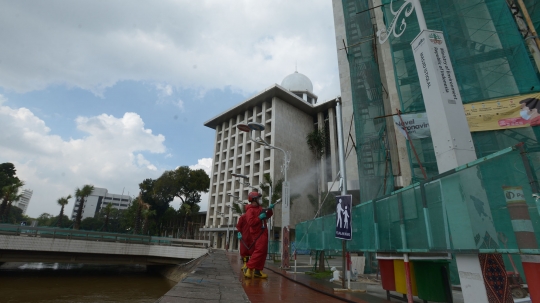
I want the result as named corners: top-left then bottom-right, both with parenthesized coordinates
top-left (281, 71), bottom-right (313, 93)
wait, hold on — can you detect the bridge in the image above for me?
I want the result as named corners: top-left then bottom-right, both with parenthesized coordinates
top-left (0, 224), bottom-right (209, 266)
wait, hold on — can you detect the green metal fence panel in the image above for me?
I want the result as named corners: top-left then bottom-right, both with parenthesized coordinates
top-left (295, 145), bottom-right (540, 254)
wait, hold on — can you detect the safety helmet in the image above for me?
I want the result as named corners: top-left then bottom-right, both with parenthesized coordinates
top-left (248, 191), bottom-right (262, 202)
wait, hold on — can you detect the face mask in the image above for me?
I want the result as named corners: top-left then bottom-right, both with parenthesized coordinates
top-left (257, 198), bottom-right (262, 205)
top-left (521, 109), bottom-right (531, 120)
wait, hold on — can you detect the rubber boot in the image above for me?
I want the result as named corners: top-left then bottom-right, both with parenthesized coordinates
top-left (253, 269), bottom-right (268, 279)
top-left (241, 257), bottom-right (250, 271)
top-left (243, 267), bottom-right (253, 279)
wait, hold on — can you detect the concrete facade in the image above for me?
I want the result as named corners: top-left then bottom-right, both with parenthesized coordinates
top-left (202, 76), bottom-right (340, 250)
top-left (70, 187), bottom-right (132, 221)
top-left (331, 0), bottom-right (361, 193)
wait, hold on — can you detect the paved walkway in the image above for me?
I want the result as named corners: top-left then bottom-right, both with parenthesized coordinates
top-left (228, 252), bottom-right (393, 303)
top-left (156, 250), bottom-right (249, 303)
top-left (157, 250), bottom-right (465, 303)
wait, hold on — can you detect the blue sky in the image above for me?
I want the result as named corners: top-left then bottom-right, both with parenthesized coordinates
top-left (0, 0), bottom-right (340, 217)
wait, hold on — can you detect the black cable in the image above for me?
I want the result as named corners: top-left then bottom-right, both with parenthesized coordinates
top-left (263, 266), bottom-right (359, 303)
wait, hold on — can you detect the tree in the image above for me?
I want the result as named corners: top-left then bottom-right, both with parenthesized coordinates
top-left (133, 194), bottom-right (146, 234)
top-left (154, 166), bottom-right (209, 238)
top-left (307, 127), bottom-right (329, 272)
top-left (0, 180), bottom-right (24, 221)
top-left (160, 207), bottom-right (181, 237)
top-left (102, 203), bottom-right (114, 232)
top-left (0, 163), bottom-right (20, 189)
top-left (80, 217), bottom-right (103, 231)
top-left (155, 166), bottom-right (210, 206)
top-left (259, 173), bottom-right (299, 245)
top-left (308, 191), bottom-right (336, 217)
top-left (36, 213), bottom-right (54, 226)
top-left (259, 173), bottom-right (300, 208)
top-left (259, 173), bottom-right (280, 208)
top-left (73, 185), bottom-right (95, 230)
top-left (5, 206), bottom-right (27, 225)
top-left (306, 126), bottom-right (327, 217)
top-left (141, 208), bottom-right (156, 235)
top-left (56, 195), bottom-right (72, 227)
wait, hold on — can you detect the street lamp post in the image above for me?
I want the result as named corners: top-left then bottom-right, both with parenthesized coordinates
top-left (237, 122), bottom-right (291, 269)
top-left (217, 211), bottom-right (230, 251)
top-left (259, 182), bottom-right (273, 260)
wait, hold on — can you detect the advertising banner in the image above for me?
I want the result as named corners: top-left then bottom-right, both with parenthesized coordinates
top-left (464, 93), bottom-right (540, 132)
top-left (393, 92), bottom-right (540, 139)
top-left (392, 112), bottom-right (431, 139)
top-left (335, 195), bottom-right (352, 240)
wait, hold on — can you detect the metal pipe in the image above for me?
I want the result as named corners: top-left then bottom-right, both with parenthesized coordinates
top-left (336, 98), bottom-right (348, 194)
top-left (516, 0), bottom-right (540, 52)
top-left (404, 253), bottom-right (414, 303)
top-left (336, 97), bottom-right (349, 289)
top-left (413, 0), bottom-right (427, 31)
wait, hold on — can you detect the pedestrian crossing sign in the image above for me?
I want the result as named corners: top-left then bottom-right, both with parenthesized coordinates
top-left (335, 195), bottom-right (352, 240)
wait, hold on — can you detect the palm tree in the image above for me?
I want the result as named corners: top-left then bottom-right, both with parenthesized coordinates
top-left (73, 185), bottom-right (95, 230)
top-left (141, 207), bottom-right (156, 235)
top-left (307, 127), bottom-right (329, 273)
top-left (306, 126), bottom-right (327, 216)
top-left (0, 180), bottom-right (24, 221)
top-left (133, 194), bottom-right (145, 234)
top-left (103, 203), bottom-right (114, 232)
top-left (56, 195), bottom-right (72, 227)
top-left (180, 203), bottom-right (192, 238)
top-left (3, 191), bottom-right (24, 222)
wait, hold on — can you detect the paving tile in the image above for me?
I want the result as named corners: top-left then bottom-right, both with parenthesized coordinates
top-left (158, 296), bottom-right (218, 303)
top-left (158, 249), bottom-right (397, 303)
top-left (156, 251), bottom-right (250, 303)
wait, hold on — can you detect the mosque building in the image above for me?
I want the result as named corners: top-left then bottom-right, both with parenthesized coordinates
top-left (201, 71), bottom-right (350, 250)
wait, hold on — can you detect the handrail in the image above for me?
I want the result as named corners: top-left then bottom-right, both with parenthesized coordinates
top-left (0, 224), bottom-right (209, 247)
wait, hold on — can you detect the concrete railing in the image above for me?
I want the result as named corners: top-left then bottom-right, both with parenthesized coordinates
top-left (0, 224), bottom-right (210, 248)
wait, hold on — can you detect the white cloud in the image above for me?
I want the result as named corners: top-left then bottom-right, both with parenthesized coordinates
top-left (0, 1), bottom-right (339, 101)
top-left (0, 102), bottom-right (167, 217)
top-left (175, 99), bottom-right (185, 111)
top-left (156, 84), bottom-right (173, 96)
top-left (189, 157), bottom-right (212, 175)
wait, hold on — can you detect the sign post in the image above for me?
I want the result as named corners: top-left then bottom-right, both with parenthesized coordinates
top-left (336, 194), bottom-right (352, 289)
top-left (335, 98), bottom-right (351, 289)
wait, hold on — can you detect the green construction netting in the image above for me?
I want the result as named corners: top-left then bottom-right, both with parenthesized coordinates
top-left (295, 145), bottom-right (540, 255)
top-left (342, 0), bottom-right (395, 203)
top-left (379, 0), bottom-right (540, 181)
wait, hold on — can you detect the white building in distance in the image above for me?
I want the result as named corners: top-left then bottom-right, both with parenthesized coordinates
top-left (13, 189), bottom-right (33, 215)
top-left (70, 187), bottom-right (132, 220)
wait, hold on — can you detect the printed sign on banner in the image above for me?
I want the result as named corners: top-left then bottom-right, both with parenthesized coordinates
top-left (393, 112), bottom-right (431, 139)
top-left (335, 195), bottom-right (352, 240)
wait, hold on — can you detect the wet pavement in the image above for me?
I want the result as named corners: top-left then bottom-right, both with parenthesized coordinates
top-left (156, 250), bottom-right (249, 303)
top-left (158, 250), bottom-right (464, 303)
top-left (227, 252), bottom-right (394, 303)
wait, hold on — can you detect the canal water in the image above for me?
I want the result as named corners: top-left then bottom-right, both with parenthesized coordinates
top-left (0, 262), bottom-right (176, 303)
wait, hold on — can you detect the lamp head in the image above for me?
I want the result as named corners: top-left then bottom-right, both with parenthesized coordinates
top-left (231, 173), bottom-right (249, 179)
top-left (236, 123), bottom-right (251, 132)
top-left (247, 122), bottom-right (265, 131)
